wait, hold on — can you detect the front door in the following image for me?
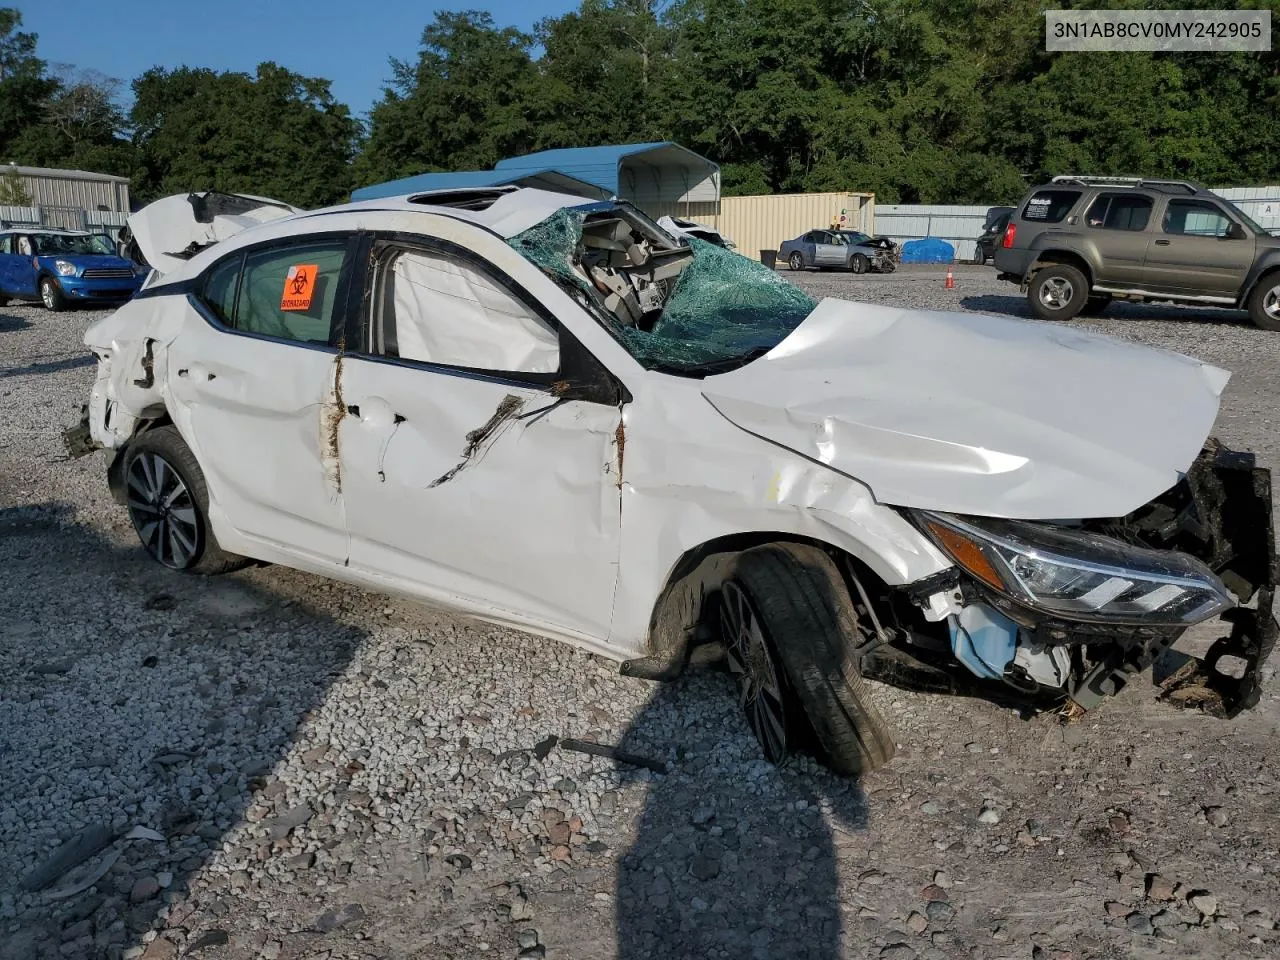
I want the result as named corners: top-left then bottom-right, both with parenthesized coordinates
top-left (814, 231), bottom-right (846, 266)
top-left (337, 238), bottom-right (623, 643)
top-left (1143, 198), bottom-right (1256, 297)
top-left (0, 234), bottom-right (38, 298)
top-left (164, 235), bottom-right (356, 564)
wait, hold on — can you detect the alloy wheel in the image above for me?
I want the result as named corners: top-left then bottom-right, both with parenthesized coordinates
top-left (41, 280), bottom-right (55, 310)
top-left (1265, 284), bottom-right (1280, 322)
top-left (720, 580), bottom-right (789, 763)
top-left (1039, 276), bottom-right (1074, 310)
top-left (126, 451), bottom-right (201, 569)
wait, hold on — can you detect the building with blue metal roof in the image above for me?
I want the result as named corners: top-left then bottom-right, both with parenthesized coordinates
top-left (351, 142), bottom-right (720, 217)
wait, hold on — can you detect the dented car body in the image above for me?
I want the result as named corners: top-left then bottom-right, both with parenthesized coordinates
top-left (77, 186), bottom-right (1277, 774)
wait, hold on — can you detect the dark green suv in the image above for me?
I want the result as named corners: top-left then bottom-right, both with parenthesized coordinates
top-left (994, 176), bottom-right (1280, 330)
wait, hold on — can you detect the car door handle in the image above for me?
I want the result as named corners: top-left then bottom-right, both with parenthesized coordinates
top-left (1154, 239), bottom-right (1171, 246)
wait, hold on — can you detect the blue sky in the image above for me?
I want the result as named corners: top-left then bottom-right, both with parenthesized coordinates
top-left (16, 0), bottom-right (576, 119)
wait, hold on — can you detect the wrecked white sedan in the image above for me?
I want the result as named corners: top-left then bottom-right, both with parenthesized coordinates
top-left (73, 187), bottom-right (1277, 774)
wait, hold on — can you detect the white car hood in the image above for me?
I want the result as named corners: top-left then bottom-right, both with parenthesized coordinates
top-left (129, 193), bottom-right (302, 275)
top-left (701, 298), bottom-right (1230, 520)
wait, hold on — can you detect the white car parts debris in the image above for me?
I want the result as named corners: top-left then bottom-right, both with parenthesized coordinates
top-left (68, 186), bottom-right (1277, 776)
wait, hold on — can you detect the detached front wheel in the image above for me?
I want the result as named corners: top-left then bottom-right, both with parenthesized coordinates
top-left (720, 543), bottom-right (896, 775)
top-left (124, 425), bottom-right (248, 575)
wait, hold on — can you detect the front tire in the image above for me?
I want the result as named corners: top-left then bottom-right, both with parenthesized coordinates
top-left (124, 425), bottom-right (248, 575)
top-left (1028, 264), bottom-right (1088, 321)
top-left (40, 277), bottom-right (67, 312)
top-left (1247, 274), bottom-right (1280, 331)
top-left (849, 253), bottom-right (870, 275)
top-left (973, 246), bottom-right (988, 265)
top-left (721, 544), bottom-right (896, 775)
top-left (788, 251), bottom-right (805, 271)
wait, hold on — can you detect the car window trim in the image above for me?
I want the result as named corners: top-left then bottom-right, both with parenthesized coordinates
top-left (183, 230), bottom-right (359, 351)
top-left (350, 230), bottom-right (565, 389)
top-left (1161, 198), bottom-right (1237, 237)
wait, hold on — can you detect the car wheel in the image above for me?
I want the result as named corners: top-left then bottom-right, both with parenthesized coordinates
top-left (1028, 264), bottom-right (1088, 321)
top-left (850, 254), bottom-right (870, 275)
top-left (1081, 295), bottom-right (1112, 316)
top-left (788, 251), bottom-right (805, 271)
top-left (880, 259), bottom-right (896, 274)
top-left (40, 276), bottom-right (67, 312)
top-left (1247, 274), bottom-right (1280, 331)
top-left (124, 425), bottom-right (249, 575)
top-left (973, 246), bottom-right (987, 265)
top-left (720, 543), bottom-right (896, 775)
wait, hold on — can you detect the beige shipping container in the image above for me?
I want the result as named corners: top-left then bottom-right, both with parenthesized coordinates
top-left (713, 192), bottom-right (876, 258)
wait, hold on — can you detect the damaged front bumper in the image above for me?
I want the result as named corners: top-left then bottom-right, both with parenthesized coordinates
top-left (876, 442), bottom-right (1277, 718)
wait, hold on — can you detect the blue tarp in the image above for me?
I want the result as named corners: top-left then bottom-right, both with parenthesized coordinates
top-left (900, 238), bottom-right (955, 264)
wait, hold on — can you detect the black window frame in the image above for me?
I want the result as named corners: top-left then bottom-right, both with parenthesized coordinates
top-left (1161, 198), bottom-right (1237, 238)
top-left (189, 231), bottom-right (359, 353)
top-left (1083, 192), bottom-right (1154, 232)
top-left (1021, 189), bottom-right (1082, 224)
top-left (348, 231), bottom-right (626, 403)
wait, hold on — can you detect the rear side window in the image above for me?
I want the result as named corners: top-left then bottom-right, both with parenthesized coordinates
top-left (1084, 194), bottom-right (1153, 231)
top-left (197, 239), bottom-right (348, 345)
top-left (1021, 190), bottom-right (1081, 224)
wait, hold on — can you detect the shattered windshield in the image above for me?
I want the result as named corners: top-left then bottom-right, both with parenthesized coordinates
top-left (508, 204), bottom-right (816, 375)
top-left (32, 233), bottom-right (113, 256)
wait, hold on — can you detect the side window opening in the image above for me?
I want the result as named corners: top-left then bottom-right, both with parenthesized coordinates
top-left (370, 246), bottom-right (560, 375)
top-left (1085, 194), bottom-right (1152, 231)
top-left (200, 253), bottom-right (243, 327)
top-left (1022, 189), bottom-right (1081, 224)
top-left (1163, 200), bottom-right (1233, 238)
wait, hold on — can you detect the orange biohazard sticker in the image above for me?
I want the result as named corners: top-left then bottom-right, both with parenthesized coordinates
top-left (280, 264), bottom-right (318, 311)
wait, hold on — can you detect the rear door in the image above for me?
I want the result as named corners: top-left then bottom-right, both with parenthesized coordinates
top-left (1081, 192), bottom-right (1154, 286)
top-left (164, 234), bottom-right (356, 564)
top-left (1143, 198), bottom-right (1256, 296)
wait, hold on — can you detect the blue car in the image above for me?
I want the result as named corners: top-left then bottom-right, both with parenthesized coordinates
top-left (0, 228), bottom-right (147, 312)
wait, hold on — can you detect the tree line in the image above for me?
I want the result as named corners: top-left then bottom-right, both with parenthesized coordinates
top-left (2, 0), bottom-right (1278, 211)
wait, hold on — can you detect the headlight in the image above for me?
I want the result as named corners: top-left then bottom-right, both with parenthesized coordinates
top-left (916, 511), bottom-right (1233, 626)
top-left (55, 260), bottom-right (78, 277)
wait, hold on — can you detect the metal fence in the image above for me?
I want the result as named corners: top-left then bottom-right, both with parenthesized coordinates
top-left (0, 204), bottom-right (129, 238)
top-left (872, 186), bottom-right (1280, 263)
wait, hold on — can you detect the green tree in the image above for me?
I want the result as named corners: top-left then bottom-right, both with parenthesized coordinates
top-left (0, 8), bottom-right (58, 161)
top-left (0, 163), bottom-right (31, 204)
top-left (354, 11), bottom-right (545, 187)
top-left (131, 63), bottom-right (359, 207)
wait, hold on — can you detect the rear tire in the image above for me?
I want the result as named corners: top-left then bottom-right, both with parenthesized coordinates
top-left (973, 246), bottom-right (987, 265)
top-left (1247, 274), bottom-right (1280, 331)
top-left (850, 253), bottom-right (870, 275)
top-left (1028, 264), bottom-right (1088, 321)
top-left (788, 251), bottom-right (805, 271)
top-left (40, 277), bottom-right (67, 312)
top-left (721, 543), bottom-right (896, 775)
top-left (124, 425), bottom-right (249, 575)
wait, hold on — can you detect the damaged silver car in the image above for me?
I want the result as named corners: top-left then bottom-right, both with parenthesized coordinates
top-left (72, 186), bottom-right (1277, 775)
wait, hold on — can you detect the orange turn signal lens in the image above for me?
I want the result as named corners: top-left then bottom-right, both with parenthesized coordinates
top-left (925, 521), bottom-right (1006, 591)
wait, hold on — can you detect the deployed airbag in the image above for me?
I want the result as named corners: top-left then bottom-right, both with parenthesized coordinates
top-left (388, 250), bottom-right (559, 373)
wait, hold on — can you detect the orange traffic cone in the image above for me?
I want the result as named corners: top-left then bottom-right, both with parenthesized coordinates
top-left (945, 265), bottom-right (955, 290)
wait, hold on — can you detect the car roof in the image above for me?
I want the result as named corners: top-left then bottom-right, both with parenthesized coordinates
top-left (289, 187), bottom-right (605, 241)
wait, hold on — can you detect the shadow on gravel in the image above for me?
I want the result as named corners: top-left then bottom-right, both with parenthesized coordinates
top-left (0, 311), bottom-right (33, 332)
top-left (0, 504), bottom-right (364, 960)
top-left (0, 354), bottom-right (96, 380)
top-left (615, 674), bottom-right (867, 959)
top-left (959, 293), bottom-right (1251, 327)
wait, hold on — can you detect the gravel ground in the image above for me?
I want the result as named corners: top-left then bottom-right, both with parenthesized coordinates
top-left (2, 269), bottom-right (1279, 960)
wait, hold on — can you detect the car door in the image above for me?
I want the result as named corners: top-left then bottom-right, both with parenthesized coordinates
top-left (3, 234), bottom-right (39, 298)
top-left (1143, 198), bottom-right (1256, 297)
top-left (337, 234), bottom-right (624, 641)
top-left (1081, 192), bottom-right (1154, 286)
top-left (814, 231), bottom-right (845, 266)
top-left (164, 234), bottom-right (356, 564)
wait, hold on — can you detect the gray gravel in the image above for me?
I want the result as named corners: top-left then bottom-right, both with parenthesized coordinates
top-left (2, 277), bottom-right (1279, 960)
